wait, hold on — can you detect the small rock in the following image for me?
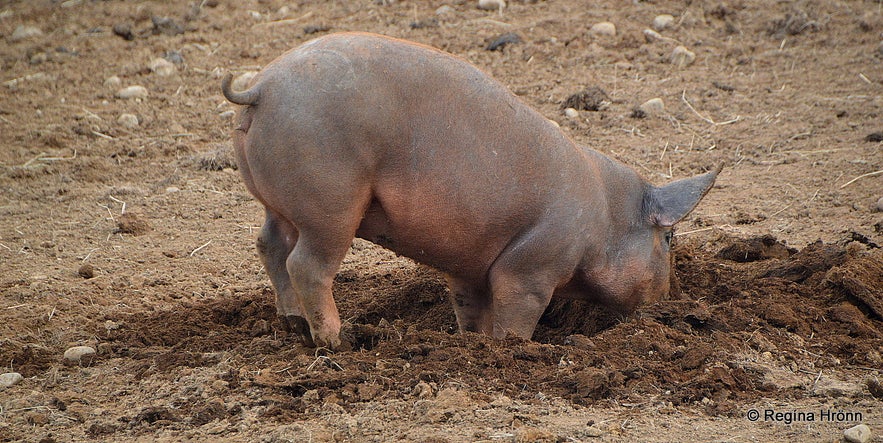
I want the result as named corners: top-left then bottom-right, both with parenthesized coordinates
top-left (486, 32), bottom-right (520, 51)
top-left (152, 16), bottom-right (184, 36)
top-left (104, 76), bottom-right (121, 88)
top-left (867, 377), bottom-right (883, 399)
top-left (564, 107), bottom-right (579, 119)
top-left (585, 426), bottom-right (604, 437)
top-left (77, 263), bottom-right (94, 279)
top-left (477, 0), bottom-right (505, 11)
top-left (231, 72), bottom-right (258, 93)
top-left (166, 186), bottom-right (180, 193)
top-left (303, 24), bottom-right (331, 35)
top-left (163, 51), bottom-right (184, 64)
top-left (112, 23), bottom-right (134, 41)
top-left (638, 97), bottom-right (665, 116)
top-left (0, 372), bottom-right (23, 389)
top-left (116, 85), bottom-right (148, 99)
top-left (117, 113), bottom-right (139, 128)
top-left (843, 424), bottom-right (872, 443)
top-left (670, 46), bottom-right (696, 68)
top-left (875, 197), bottom-right (883, 213)
top-left (643, 28), bottom-right (663, 42)
top-left (590, 22), bottom-right (616, 37)
top-left (148, 58), bottom-right (176, 76)
top-left (104, 320), bottom-right (120, 331)
top-left (653, 14), bottom-right (675, 31)
top-left (64, 346), bottom-right (96, 364)
top-left (219, 110), bottom-right (235, 119)
top-left (11, 25), bottom-right (43, 42)
top-left (435, 5), bottom-right (455, 15)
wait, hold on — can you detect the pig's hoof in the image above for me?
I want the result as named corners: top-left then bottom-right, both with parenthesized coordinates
top-left (279, 315), bottom-right (315, 347)
top-left (311, 330), bottom-right (342, 351)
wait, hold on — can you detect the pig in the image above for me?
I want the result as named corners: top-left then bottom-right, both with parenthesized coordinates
top-left (222, 32), bottom-right (720, 349)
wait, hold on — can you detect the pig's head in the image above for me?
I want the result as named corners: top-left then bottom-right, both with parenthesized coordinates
top-left (584, 166), bottom-right (720, 313)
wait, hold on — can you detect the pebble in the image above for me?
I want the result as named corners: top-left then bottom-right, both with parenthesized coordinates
top-left (117, 113), bottom-right (139, 128)
top-left (166, 186), bottom-right (180, 193)
top-left (0, 372), bottom-right (23, 389)
top-left (590, 22), bottom-right (616, 37)
top-left (163, 50), bottom-right (184, 65)
top-left (477, 0), bottom-right (505, 11)
top-left (112, 23), bottom-right (134, 41)
top-left (219, 110), bottom-right (236, 119)
top-left (670, 46), bottom-right (696, 68)
top-left (435, 5), bottom-right (455, 15)
top-left (643, 28), bottom-right (663, 42)
top-left (104, 75), bottom-right (122, 88)
top-left (152, 16), bottom-right (184, 36)
top-left (564, 107), bottom-right (579, 119)
top-left (585, 426), bottom-right (604, 437)
top-left (843, 424), bottom-right (872, 443)
top-left (63, 345), bottom-right (96, 363)
top-left (653, 14), bottom-right (675, 31)
top-left (11, 25), bottom-right (43, 42)
top-left (875, 196), bottom-right (883, 212)
top-left (148, 57), bottom-right (176, 76)
top-left (486, 32), bottom-right (521, 51)
top-left (116, 85), bottom-right (148, 99)
top-left (638, 98), bottom-right (665, 116)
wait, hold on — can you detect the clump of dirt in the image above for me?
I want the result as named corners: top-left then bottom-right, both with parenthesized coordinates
top-left (115, 212), bottom-right (152, 235)
top-left (715, 234), bottom-right (795, 262)
top-left (561, 86), bottom-right (611, 111)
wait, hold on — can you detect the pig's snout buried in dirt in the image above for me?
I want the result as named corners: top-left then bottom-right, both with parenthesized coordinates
top-left (222, 32), bottom-right (720, 350)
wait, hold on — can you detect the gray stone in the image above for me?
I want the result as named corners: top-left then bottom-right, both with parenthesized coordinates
top-left (670, 46), bottom-right (696, 68)
top-left (590, 22), bottom-right (616, 37)
top-left (116, 85), bottom-right (148, 99)
top-left (63, 345), bottom-right (96, 363)
top-left (843, 424), bottom-right (872, 443)
top-left (477, 0), bottom-right (505, 11)
top-left (639, 98), bottom-right (665, 116)
top-left (0, 372), bottom-right (23, 389)
top-left (117, 113), bottom-right (139, 128)
top-left (653, 14), bottom-right (675, 31)
top-left (148, 57), bottom-right (176, 76)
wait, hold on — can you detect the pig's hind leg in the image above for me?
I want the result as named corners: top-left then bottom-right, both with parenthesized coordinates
top-left (256, 209), bottom-right (314, 344)
top-left (446, 276), bottom-right (494, 335)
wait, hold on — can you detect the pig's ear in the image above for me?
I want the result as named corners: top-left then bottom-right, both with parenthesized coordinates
top-left (647, 165), bottom-right (721, 227)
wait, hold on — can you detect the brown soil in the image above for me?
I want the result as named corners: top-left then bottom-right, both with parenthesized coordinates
top-left (1, 1), bottom-right (882, 442)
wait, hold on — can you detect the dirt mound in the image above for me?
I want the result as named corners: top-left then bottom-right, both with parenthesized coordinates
top-left (81, 235), bottom-right (881, 427)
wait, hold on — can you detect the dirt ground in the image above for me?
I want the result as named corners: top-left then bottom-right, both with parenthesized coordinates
top-left (1, 0), bottom-right (882, 441)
